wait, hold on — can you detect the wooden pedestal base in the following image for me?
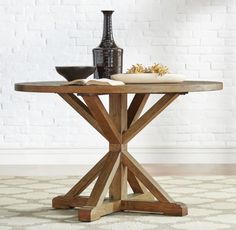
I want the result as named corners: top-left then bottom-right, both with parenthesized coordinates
top-left (52, 93), bottom-right (188, 221)
top-left (52, 151), bottom-right (187, 222)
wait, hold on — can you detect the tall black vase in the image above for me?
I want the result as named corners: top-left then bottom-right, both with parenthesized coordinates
top-left (93, 10), bottom-right (123, 79)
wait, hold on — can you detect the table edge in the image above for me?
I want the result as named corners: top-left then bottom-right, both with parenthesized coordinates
top-left (14, 81), bottom-right (223, 94)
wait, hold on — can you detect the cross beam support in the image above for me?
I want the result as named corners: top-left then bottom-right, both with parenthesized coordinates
top-left (53, 93), bottom-right (188, 222)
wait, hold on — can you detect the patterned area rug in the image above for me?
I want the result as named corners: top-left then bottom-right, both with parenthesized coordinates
top-left (0, 176), bottom-right (236, 230)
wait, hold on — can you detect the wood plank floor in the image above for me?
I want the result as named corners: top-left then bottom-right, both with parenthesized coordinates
top-left (0, 164), bottom-right (235, 176)
top-left (145, 164), bottom-right (236, 176)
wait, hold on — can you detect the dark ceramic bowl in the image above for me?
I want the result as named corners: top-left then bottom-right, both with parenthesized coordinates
top-left (55, 66), bottom-right (96, 81)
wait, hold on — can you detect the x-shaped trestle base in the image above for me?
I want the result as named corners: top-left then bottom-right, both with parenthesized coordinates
top-left (52, 93), bottom-right (188, 221)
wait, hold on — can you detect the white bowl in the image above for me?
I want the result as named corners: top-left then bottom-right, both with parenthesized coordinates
top-left (111, 73), bottom-right (185, 83)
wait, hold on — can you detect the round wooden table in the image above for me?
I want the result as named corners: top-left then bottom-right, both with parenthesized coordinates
top-left (15, 80), bottom-right (223, 222)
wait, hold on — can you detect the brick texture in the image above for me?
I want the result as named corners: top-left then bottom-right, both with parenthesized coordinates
top-left (0, 0), bottom-right (235, 152)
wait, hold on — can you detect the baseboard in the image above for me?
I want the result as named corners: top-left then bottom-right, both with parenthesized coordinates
top-left (0, 147), bottom-right (235, 164)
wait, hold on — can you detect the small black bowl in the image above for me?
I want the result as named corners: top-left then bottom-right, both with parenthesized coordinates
top-left (55, 66), bottom-right (96, 81)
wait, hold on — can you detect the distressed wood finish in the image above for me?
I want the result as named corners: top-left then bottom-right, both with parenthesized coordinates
top-left (78, 200), bottom-right (121, 222)
top-left (109, 94), bottom-right (128, 200)
top-left (123, 93), bottom-right (179, 143)
top-left (128, 93), bottom-right (150, 127)
top-left (121, 200), bottom-right (188, 216)
top-left (52, 195), bottom-right (89, 209)
top-left (65, 153), bottom-right (108, 197)
top-left (51, 93), bottom-right (188, 221)
top-left (83, 95), bottom-right (121, 143)
top-left (86, 151), bottom-right (120, 207)
top-left (15, 80), bottom-right (223, 94)
top-left (122, 151), bottom-right (174, 202)
top-left (58, 93), bottom-right (106, 139)
top-left (127, 169), bottom-right (146, 194)
top-left (15, 81), bottom-right (222, 222)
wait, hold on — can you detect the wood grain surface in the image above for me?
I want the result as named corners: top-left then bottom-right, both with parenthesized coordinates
top-left (15, 81), bottom-right (223, 94)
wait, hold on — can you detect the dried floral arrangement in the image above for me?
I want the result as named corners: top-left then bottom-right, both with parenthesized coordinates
top-left (126, 63), bottom-right (169, 76)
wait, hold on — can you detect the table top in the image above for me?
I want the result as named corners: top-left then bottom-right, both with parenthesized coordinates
top-left (15, 81), bottom-right (223, 94)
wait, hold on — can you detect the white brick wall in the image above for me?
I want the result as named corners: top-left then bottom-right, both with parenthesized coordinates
top-left (0, 0), bottom-right (236, 164)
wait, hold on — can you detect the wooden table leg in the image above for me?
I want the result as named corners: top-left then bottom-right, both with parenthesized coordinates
top-left (52, 93), bottom-right (188, 222)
